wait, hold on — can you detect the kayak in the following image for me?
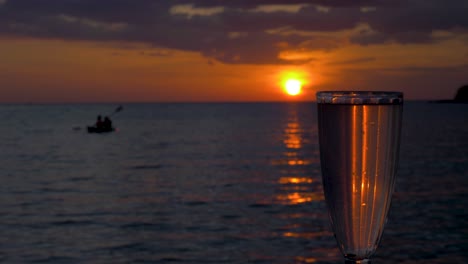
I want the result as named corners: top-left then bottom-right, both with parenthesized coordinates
top-left (87, 126), bottom-right (115, 133)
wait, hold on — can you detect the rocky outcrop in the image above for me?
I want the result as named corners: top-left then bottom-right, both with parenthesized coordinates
top-left (431, 85), bottom-right (468, 103)
top-left (454, 85), bottom-right (468, 102)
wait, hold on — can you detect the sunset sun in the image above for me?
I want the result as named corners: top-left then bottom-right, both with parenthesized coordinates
top-left (284, 79), bottom-right (302, 96)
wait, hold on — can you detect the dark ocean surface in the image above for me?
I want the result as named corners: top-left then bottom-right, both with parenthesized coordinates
top-left (0, 102), bottom-right (467, 263)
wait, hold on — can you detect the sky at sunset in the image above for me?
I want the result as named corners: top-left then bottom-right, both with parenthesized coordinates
top-left (0, 0), bottom-right (467, 102)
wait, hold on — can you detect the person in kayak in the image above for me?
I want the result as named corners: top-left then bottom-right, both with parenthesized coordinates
top-left (103, 116), bottom-right (113, 130)
top-left (95, 115), bottom-right (104, 129)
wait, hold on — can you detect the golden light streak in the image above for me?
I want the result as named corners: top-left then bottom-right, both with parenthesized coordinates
top-left (284, 231), bottom-right (329, 239)
top-left (283, 121), bottom-right (302, 149)
top-left (294, 256), bottom-right (318, 263)
top-left (360, 105), bottom-right (369, 249)
top-left (287, 160), bottom-right (308, 165)
top-left (276, 192), bottom-right (323, 205)
top-left (351, 105), bottom-right (357, 248)
top-left (279, 177), bottom-right (313, 184)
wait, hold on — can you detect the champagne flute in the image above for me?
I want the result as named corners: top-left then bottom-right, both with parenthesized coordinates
top-left (316, 91), bottom-right (403, 263)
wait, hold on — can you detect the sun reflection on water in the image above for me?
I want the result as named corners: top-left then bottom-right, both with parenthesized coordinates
top-left (295, 256), bottom-right (318, 263)
top-left (268, 104), bottom-right (340, 263)
top-left (283, 122), bottom-right (302, 149)
top-left (279, 177), bottom-right (313, 184)
top-left (276, 192), bottom-right (321, 205)
top-left (275, 106), bottom-right (322, 205)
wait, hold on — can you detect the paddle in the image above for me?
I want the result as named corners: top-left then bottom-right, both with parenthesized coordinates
top-left (109, 105), bottom-right (123, 116)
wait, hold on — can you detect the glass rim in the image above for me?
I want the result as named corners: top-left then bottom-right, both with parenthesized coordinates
top-left (316, 91), bottom-right (403, 105)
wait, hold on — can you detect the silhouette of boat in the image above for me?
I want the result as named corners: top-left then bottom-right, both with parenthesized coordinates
top-left (87, 126), bottom-right (115, 133)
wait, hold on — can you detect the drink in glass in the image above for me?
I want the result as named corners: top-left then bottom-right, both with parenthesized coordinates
top-left (316, 91), bottom-right (403, 263)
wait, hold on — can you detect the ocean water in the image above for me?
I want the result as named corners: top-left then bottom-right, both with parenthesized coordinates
top-left (0, 102), bottom-right (466, 263)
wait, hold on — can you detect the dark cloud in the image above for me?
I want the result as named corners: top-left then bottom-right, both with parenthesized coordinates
top-left (181, 0), bottom-right (405, 8)
top-left (326, 57), bottom-right (377, 65)
top-left (0, 0), bottom-right (466, 64)
top-left (349, 29), bottom-right (434, 45)
top-left (366, 1), bottom-right (468, 33)
top-left (379, 63), bottom-right (468, 74)
top-left (350, 0), bottom-right (468, 44)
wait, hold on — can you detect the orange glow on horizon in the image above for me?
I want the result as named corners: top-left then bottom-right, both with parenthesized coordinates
top-left (0, 34), bottom-right (467, 102)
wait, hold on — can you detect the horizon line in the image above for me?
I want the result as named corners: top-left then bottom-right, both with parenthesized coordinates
top-left (0, 99), bottom-right (441, 105)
